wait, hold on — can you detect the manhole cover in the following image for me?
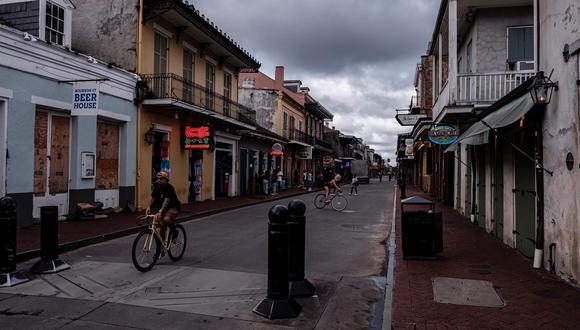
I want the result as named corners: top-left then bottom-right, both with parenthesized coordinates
top-left (432, 277), bottom-right (505, 307)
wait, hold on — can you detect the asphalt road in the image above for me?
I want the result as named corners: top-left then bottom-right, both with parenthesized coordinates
top-left (0, 179), bottom-right (396, 329)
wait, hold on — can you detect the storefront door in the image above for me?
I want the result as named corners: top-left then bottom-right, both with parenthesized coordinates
top-left (514, 128), bottom-right (537, 258)
top-left (188, 150), bottom-right (203, 202)
top-left (240, 148), bottom-right (248, 195)
top-left (0, 100), bottom-right (5, 197)
top-left (476, 147), bottom-right (486, 228)
top-left (493, 139), bottom-right (504, 240)
top-left (152, 130), bottom-right (170, 180)
top-left (33, 111), bottom-right (70, 218)
top-left (95, 121), bottom-right (119, 208)
top-left (214, 138), bottom-right (236, 198)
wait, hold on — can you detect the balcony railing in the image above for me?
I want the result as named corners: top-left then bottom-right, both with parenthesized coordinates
top-left (457, 71), bottom-right (535, 104)
top-left (141, 73), bottom-right (256, 125)
top-left (283, 129), bottom-right (314, 145)
top-left (315, 138), bottom-right (332, 150)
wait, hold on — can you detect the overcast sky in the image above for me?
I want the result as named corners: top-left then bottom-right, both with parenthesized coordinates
top-left (195, 0), bottom-right (440, 163)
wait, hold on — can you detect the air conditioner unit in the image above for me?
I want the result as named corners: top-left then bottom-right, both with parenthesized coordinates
top-left (516, 61), bottom-right (534, 71)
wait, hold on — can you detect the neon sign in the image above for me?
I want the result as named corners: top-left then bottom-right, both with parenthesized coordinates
top-left (183, 125), bottom-right (211, 149)
top-left (428, 125), bottom-right (459, 145)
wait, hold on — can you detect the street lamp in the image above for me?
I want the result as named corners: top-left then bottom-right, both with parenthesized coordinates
top-left (144, 126), bottom-right (155, 144)
top-left (530, 71), bottom-right (558, 105)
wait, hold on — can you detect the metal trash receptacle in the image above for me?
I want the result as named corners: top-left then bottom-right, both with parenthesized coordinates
top-left (401, 196), bottom-right (443, 259)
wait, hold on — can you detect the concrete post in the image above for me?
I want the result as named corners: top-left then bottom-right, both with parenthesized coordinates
top-left (0, 197), bottom-right (30, 287)
top-left (253, 205), bottom-right (301, 319)
top-left (287, 200), bottom-right (315, 297)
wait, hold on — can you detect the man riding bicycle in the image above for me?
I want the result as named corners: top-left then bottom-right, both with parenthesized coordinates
top-left (146, 171), bottom-right (180, 241)
top-left (324, 174), bottom-right (342, 204)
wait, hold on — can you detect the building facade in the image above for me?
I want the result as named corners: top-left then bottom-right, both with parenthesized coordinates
top-left (72, 0), bottom-right (261, 207)
top-left (0, 2), bottom-right (138, 226)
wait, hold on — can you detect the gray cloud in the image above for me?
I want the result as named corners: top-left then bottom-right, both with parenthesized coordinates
top-left (195, 0), bottom-right (438, 161)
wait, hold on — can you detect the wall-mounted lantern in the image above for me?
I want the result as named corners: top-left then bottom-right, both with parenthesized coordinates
top-left (144, 126), bottom-right (155, 144)
top-left (530, 71), bottom-right (558, 105)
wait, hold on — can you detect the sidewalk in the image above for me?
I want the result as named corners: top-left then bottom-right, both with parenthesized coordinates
top-left (392, 186), bottom-right (580, 329)
top-left (16, 188), bottom-right (318, 261)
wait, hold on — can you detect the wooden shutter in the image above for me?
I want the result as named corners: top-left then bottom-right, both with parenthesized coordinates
top-left (96, 122), bottom-right (119, 189)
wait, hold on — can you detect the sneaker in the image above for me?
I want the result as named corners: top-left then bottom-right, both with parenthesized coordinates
top-left (354, 193), bottom-right (358, 196)
top-left (348, 193), bottom-right (352, 195)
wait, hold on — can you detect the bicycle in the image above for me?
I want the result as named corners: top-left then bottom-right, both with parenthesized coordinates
top-left (131, 214), bottom-right (187, 272)
top-left (314, 190), bottom-right (348, 211)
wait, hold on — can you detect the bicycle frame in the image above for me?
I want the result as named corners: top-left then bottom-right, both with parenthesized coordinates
top-left (142, 215), bottom-right (171, 254)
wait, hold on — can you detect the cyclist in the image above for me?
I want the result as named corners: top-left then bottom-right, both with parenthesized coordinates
top-left (146, 171), bottom-right (180, 242)
top-left (324, 173), bottom-right (342, 204)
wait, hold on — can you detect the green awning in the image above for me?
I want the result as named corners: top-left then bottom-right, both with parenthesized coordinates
top-left (445, 93), bottom-right (534, 152)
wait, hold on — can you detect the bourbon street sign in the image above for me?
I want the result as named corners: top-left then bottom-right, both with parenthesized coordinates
top-left (395, 113), bottom-right (428, 126)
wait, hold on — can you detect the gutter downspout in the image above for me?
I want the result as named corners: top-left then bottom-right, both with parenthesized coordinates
top-left (533, 0), bottom-right (544, 269)
top-left (135, 0), bottom-right (144, 209)
top-left (470, 145), bottom-right (477, 223)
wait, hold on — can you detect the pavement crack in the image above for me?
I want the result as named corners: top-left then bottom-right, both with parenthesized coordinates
top-left (39, 276), bottom-right (71, 296)
top-left (58, 274), bottom-right (94, 294)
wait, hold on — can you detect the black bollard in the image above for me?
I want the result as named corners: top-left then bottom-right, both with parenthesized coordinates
top-left (30, 206), bottom-right (70, 274)
top-left (253, 205), bottom-right (301, 319)
top-left (287, 199), bottom-right (315, 297)
top-left (0, 197), bottom-right (29, 287)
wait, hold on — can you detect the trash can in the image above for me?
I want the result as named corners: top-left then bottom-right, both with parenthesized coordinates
top-left (401, 196), bottom-right (443, 259)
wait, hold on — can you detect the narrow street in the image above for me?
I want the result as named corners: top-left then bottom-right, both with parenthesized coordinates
top-left (0, 180), bottom-right (396, 329)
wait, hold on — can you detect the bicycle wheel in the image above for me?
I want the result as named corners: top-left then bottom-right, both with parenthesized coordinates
top-left (314, 193), bottom-right (327, 209)
top-left (168, 224), bottom-right (187, 261)
top-left (132, 229), bottom-right (161, 272)
top-left (332, 195), bottom-right (348, 211)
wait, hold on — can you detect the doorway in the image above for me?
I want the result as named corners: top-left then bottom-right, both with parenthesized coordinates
top-left (240, 148), bottom-right (248, 195)
top-left (152, 130), bottom-right (170, 181)
top-left (493, 138), bottom-right (504, 240)
top-left (33, 111), bottom-right (70, 218)
top-left (476, 146), bottom-right (486, 229)
top-left (215, 145), bottom-right (233, 198)
top-left (514, 127), bottom-right (537, 258)
top-left (95, 121), bottom-right (120, 208)
top-left (188, 150), bottom-right (203, 202)
top-left (0, 100), bottom-right (6, 198)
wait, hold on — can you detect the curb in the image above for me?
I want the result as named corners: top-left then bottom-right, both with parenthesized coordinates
top-left (381, 185), bottom-right (398, 330)
top-left (16, 188), bottom-right (320, 263)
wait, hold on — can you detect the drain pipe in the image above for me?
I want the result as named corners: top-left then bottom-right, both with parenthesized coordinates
top-left (533, 119), bottom-right (545, 268)
top-left (470, 145), bottom-right (477, 223)
top-left (533, 0), bottom-right (544, 269)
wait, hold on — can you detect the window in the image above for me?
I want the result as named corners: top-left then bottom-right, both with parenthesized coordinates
top-left (223, 72), bottom-right (232, 116)
top-left (153, 32), bottom-right (168, 97)
top-left (290, 116), bottom-right (295, 140)
top-left (283, 112), bottom-right (288, 136)
top-left (45, 1), bottom-right (65, 45)
top-left (183, 49), bottom-right (194, 102)
top-left (508, 26), bottom-right (534, 68)
top-left (205, 62), bottom-right (215, 110)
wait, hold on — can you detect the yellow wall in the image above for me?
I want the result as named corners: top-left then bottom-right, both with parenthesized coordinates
top-left (135, 17), bottom-right (243, 208)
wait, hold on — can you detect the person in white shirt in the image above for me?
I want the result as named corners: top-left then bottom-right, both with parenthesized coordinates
top-left (349, 175), bottom-right (359, 195)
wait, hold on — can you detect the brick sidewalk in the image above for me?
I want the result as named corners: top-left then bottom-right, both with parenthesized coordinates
top-left (16, 188), bottom-right (316, 258)
top-left (392, 186), bottom-right (580, 329)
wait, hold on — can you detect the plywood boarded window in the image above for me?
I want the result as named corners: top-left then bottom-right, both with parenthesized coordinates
top-left (96, 121), bottom-right (119, 189)
top-left (34, 111), bottom-right (49, 196)
top-left (49, 115), bottom-right (70, 194)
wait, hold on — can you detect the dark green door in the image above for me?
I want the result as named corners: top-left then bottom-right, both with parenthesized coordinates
top-left (514, 129), bottom-right (536, 258)
top-left (493, 141), bottom-right (504, 240)
top-left (477, 147), bottom-right (486, 228)
top-left (465, 147), bottom-right (472, 216)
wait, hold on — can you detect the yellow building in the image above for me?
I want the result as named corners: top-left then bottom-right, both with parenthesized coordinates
top-left (73, 0), bottom-right (260, 208)
top-left (133, 1), bottom-right (260, 207)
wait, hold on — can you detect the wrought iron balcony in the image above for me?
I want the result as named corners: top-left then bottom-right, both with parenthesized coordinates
top-left (283, 129), bottom-right (314, 145)
top-left (140, 73), bottom-right (256, 125)
top-left (315, 138), bottom-right (332, 150)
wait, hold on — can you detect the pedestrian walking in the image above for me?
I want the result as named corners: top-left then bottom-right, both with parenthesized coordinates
top-left (306, 169), bottom-right (313, 191)
top-left (388, 170), bottom-right (393, 182)
top-left (349, 175), bottom-right (359, 195)
top-left (277, 168), bottom-right (284, 192)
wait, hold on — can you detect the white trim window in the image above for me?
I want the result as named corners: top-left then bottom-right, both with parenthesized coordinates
top-left (45, 1), bottom-right (65, 45)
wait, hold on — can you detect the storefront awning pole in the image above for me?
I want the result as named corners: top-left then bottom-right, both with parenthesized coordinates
top-left (480, 120), bottom-right (553, 176)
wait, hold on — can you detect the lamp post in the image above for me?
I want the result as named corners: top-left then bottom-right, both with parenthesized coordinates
top-left (529, 71), bottom-right (557, 106)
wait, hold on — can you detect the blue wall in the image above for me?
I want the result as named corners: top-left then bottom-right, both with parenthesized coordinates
top-left (0, 66), bottom-right (136, 195)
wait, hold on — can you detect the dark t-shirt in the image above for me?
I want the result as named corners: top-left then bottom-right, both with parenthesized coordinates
top-left (151, 183), bottom-right (181, 211)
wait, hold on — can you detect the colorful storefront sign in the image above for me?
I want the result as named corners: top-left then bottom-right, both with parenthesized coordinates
top-left (183, 125), bottom-right (211, 149)
top-left (428, 125), bottom-right (459, 145)
top-left (271, 143), bottom-right (283, 156)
